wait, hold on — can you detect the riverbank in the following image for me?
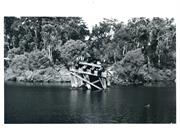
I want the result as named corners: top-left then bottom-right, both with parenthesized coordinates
top-left (5, 65), bottom-right (176, 84)
top-left (4, 48), bottom-right (176, 87)
top-left (5, 81), bottom-right (71, 87)
top-left (5, 65), bottom-right (71, 82)
top-left (109, 49), bottom-right (176, 85)
top-left (4, 50), bottom-right (71, 82)
top-left (5, 66), bottom-right (176, 88)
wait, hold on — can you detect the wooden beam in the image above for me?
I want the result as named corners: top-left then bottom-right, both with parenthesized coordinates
top-left (92, 80), bottom-right (100, 84)
top-left (70, 68), bottom-right (106, 78)
top-left (70, 68), bottom-right (98, 77)
top-left (76, 70), bottom-right (98, 76)
top-left (79, 62), bottom-right (102, 68)
top-left (83, 75), bottom-right (91, 90)
top-left (70, 72), bottom-right (102, 90)
top-left (99, 78), bottom-right (107, 89)
top-left (4, 58), bottom-right (10, 61)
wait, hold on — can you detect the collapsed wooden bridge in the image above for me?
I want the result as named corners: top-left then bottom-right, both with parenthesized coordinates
top-left (70, 61), bottom-right (111, 90)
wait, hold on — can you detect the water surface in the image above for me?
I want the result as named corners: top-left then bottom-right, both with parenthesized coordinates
top-left (5, 81), bottom-right (176, 123)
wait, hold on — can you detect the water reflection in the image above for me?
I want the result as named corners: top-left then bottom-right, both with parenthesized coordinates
top-left (70, 90), bottom-right (78, 112)
top-left (5, 82), bottom-right (176, 123)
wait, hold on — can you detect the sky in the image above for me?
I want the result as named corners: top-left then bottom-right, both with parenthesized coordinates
top-left (82, 16), bottom-right (176, 32)
top-left (82, 16), bottom-right (130, 31)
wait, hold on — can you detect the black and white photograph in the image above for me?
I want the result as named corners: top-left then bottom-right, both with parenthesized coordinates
top-left (0, 0), bottom-right (179, 128)
top-left (4, 16), bottom-right (176, 123)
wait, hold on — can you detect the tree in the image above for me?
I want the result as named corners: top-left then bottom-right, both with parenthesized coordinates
top-left (58, 40), bottom-right (87, 67)
top-left (89, 18), bottom-right (117, 62)
top-left (41, 17), bottom-right (89, 62)
top-left (4, 17), bottom-right (90, 63)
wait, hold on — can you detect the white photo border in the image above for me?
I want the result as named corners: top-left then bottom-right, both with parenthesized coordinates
top-left (0, 0), bottom-right (179, 128)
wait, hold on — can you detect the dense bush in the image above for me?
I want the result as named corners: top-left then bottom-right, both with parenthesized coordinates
top-left (112, 48), bottom-right (145, 83)
top-left (10, 50), bottom-right (50, 73)
top-left (58, 39), bottom-right (87, 66)
top-left (4, 17), bottom-right (176, 84)
top-left (112, 48), bottom-right (176, 84)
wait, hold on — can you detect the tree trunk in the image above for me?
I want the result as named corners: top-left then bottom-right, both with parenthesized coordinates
top-left (158, 53), bottom-right (161, 67)
top-left (137, 42), bottom-right (140, 48)
top-left (114, 52), bottom-right (116, 64)
top-left (147, 56), bottom-right (150, 73)
top-left (123, 46), bottom-right (125, 56)
top-left (37, 18), bottom-right (42, 49)
top-left (48, 45), bottom-right (53, 62)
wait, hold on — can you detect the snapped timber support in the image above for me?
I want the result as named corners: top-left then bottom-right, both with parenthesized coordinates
top-left (70, 61), bottom-right (110, 90)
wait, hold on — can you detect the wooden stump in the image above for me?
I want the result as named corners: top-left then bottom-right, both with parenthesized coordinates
top-left (71, 75), bottom-right (78, 88)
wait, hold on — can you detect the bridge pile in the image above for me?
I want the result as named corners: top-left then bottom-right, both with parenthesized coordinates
top-left (70, 61), bottom-right (111, 90)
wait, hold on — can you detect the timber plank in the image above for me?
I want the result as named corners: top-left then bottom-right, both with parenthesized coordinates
top-left (70, 68), bottom-right (107, 78)
top-left (70, 72), bottom-right (102, 90)
top-left (79, 62), bottom-right (102, 68)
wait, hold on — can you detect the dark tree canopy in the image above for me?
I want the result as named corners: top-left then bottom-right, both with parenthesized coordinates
top-left (4, 17), bottom-right (176, 70)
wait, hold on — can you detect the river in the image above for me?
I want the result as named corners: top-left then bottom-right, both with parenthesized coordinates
top-left (5, 81), bottom-right (176, 123)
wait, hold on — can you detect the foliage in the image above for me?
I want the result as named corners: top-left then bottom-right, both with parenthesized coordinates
top-left (58, 40), bottom-right (87, 67)
top-left (113, 48), bottom-right (145, 83)
top-left (88, 17), bottom-right (176, 69)
top-left (4, 17), bottom-right (89, 63)
top-left (4, 17), bottom-right (176, 83)
top-left (10, 50), bottom-right (51, 73)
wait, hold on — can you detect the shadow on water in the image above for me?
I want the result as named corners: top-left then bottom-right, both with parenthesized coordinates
top-left (5, 81), bottom-right (176, 123)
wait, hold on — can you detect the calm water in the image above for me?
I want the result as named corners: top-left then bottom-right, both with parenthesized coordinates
top-left (5, 81), bottom-right (176, 123)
